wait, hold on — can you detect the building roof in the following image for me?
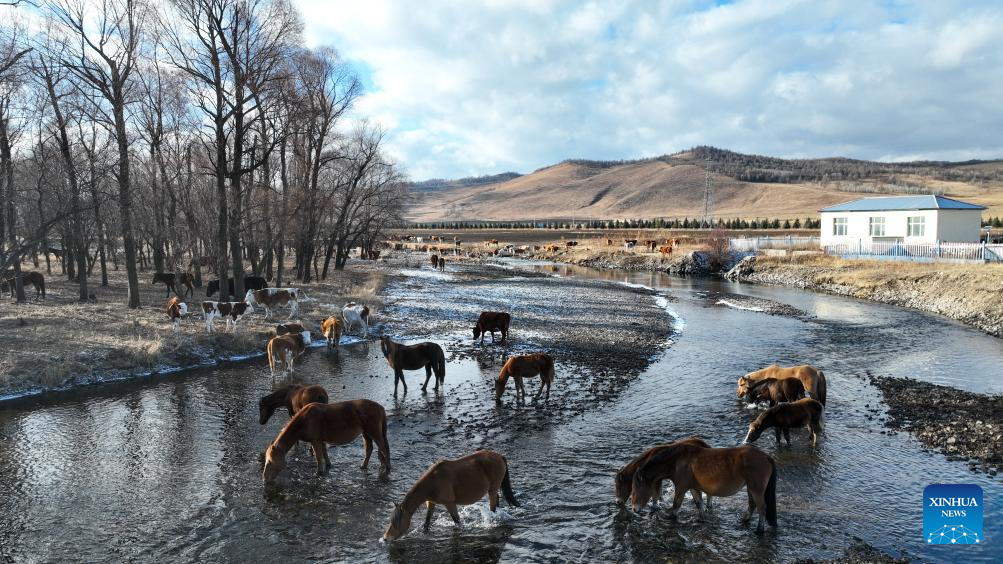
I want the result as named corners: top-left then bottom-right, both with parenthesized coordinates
top-left (820, 195), bottom-right (987, 213)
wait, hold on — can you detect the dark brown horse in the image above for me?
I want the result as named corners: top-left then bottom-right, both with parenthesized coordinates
top-left (152, 272), bottom-right (194, 299)
top-left (495, 353), bottom-right (555, 401)
top-left (631, 443), bottom-right (777, 533)
top-left (744, 398), bottom-right (824, 447)
top-left (2, 271), bottom-right (45, 299)
top-left (615, 436), bottom-right (710, 505)
top-left (383, 450), bottom-right (517, 540)
top-left (473, 311), bottom-right (511, 344)
top-left (744, 377), bottom-right (806, 406)
top-left (380, 336), bottom-right (446, 394)
top-left (259, 384), bottom-right (329, 425)
top-left (263, 399), bottom-right (390, 482)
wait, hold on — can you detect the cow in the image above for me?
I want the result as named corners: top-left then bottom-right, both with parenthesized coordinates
top-left (201, 301), bottom-right (250, 333)
top-left (165, 297), bottom-right (188, 333)
top-left (267, 332), bottom-right (312, 375)
top-left (1, 271), bottom-right (45, 299)
top-left (474, 311), bottom-right (511, 344)
top-left (342, 302), bottom-right (370, 337)
top-left (321, 315), bottom-right (343, 350)
top-left (275, 322), bottom-right (306, 336)
top-left (658, 244), bottom-right (674, 256)
top-left (152, 272), bottom-right (195, 299)
top-left (244, 288), bottom-right (304, 319)
top-left (206, 275), bottom-right (267, 298)
top-left (624, 239), bottom-right (638, 249)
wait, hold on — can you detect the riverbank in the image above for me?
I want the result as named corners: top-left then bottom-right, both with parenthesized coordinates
top-left (726, 254), bottom-right (1003, 338)
top-left (0, 265), bottom-right (388, 400)
top-left (871, 376), bottom-right (1002, 475)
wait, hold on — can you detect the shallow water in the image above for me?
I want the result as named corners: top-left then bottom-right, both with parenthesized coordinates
top-left (1, 262), bottom-right (1001, 563)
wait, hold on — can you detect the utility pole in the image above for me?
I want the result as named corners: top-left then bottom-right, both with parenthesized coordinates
top-left (702, 161), bottom-right (714, 228)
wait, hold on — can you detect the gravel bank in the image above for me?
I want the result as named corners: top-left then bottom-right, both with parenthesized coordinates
top-left (725, 255), bottom-right (1003, 338)
top-left (871, 376), bottom-right (1003, 475)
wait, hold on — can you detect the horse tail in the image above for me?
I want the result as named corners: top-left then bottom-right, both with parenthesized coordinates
top-left (437, 349), bottom-right (446, 381)
top-left (765, 458), bottom-right (778, 527)
top-left (501, 457), bottom-right (519, 507)
top-left (267, 339), bottom-right (276, 374)
top-left (816, 370), bottom-right (827, 406)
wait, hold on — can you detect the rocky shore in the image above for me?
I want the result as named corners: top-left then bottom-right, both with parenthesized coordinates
top-left (726, 255), bottom-right (1003, 338)
top-left (870, 375), bottom-right (1002, 476)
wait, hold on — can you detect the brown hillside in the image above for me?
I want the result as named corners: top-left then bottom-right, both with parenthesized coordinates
top-left (410, 153), bottom-right (1003, 221)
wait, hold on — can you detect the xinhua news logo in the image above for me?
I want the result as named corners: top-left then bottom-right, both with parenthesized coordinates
top-left (924, 484), bottom-right (983, 545)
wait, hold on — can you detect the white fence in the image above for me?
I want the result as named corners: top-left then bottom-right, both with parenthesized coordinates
top-left (729, 236), bottom-right (1003, 263)
top-left (729, 236), bottom-right (820, 251)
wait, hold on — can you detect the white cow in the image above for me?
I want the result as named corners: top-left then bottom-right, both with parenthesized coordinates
top-left (342, 302), bottom-right (370, 337)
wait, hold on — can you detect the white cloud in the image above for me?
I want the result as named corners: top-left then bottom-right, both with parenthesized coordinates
top-left (293, 0), bottom-right (1003, 179)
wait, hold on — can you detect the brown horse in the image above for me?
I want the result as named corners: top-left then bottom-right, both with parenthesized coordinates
top-left (495, 353), bottom-right (554, 401)
top-left (631, 443), bottom-right (777, 533)
top-left (383, 450), bottom-right (517, 541)
top-left (473, 311), bottom-right (511, 344)
top-left (380, 336), bottom-right (446, 394)
top-left (258, 384), bottom-right (330, 425)
top-left (262, 399), bottom-right (390, 482)
top-left (2, 271), bottom-right (45, 299)
top-left (745, 377), bottom-right (806, 406)
top-left (737, 364), bottom-right (827, 405)
top-left (430, 254), bottom-right (439, 269)
top-left (615, 436), bottom-right (711, 505)
top-left (320, 315), bottom-right (342, 350)
top-left (267, 332), bottom-right (312, 375)
top-left (744, 398), bottom-right (824, 447)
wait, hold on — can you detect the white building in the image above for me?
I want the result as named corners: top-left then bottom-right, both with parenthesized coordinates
top-left (819, 195), bottom-right (986, 246)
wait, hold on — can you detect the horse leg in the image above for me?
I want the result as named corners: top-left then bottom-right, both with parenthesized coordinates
top-left (652, 479), bottom-right (663, 507)
top-left (421, 364), bottom-right (432, 392)
top-left (668, 488), bottom-right (686, 518)
top-left (398, 369), bottom-right (407, 393)
top-left (783, 428), bottom-right (792, 446)
top-left (534, 378), bottom-right (545, 400)
top-left (752, 487), bottom-right (768, 533)
top-left (424, 502), bottom-right (436, 531)
top-left (445, 503), bottom-right (461, 526)
top-left (361, 436), bottom-right (373, 469)
top-left (742, 492), bottom-right (755, 522)
top-left (690, 490), bottom-right (705, 521)
top-left (488, 488), bottom-right (499, 511)
top-left (312, 440), bottom-right (328, 476)
top-left (774, 427), bottom-right (782, 444)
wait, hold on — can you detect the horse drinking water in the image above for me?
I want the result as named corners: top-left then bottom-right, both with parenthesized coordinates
top-left (495, 353), bottom-right (555, 402)
top-left (744, 398), bottom-right (824, 447)
top-left (383, 450), bottom-right (518, 541)
top-left (258, 384), bottom-right (329, 425)
top-left (615, 436), bottom-right (711, 506)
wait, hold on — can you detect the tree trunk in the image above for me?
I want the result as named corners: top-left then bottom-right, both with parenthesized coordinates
top-left (0, 110), bottom-right (25, 302)
top-left (112, 74), bottom-right (141, 308)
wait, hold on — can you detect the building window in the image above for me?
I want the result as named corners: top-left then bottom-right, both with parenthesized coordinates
top-left (869, 217), bottom-right (886, 237)
top-left (833, 217), bottom-right (848, 236)
top-left (907, 216), bottom-right (925, 237)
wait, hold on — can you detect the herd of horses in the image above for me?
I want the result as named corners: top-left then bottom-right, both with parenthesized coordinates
top-left (234, 266), bottom-right (830, 541)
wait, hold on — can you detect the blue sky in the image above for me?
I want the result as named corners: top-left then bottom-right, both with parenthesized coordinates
top-left (293, 0), bottom-right (1003, 180)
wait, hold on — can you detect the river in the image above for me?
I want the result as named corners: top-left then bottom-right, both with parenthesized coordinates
top-left (0, 261), bottom-right (1000, 563)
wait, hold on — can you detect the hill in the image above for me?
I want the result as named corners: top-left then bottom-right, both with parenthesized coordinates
top-left (407, 146), bottom-right (1003, 221)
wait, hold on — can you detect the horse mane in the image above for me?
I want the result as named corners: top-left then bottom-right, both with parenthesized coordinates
top-left (260, 385), bottom-right (296, 407)
top-left (635, 441), bottom-right (705, 484)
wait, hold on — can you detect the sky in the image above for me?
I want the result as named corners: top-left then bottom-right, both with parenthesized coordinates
top-left (293, 0), bottom-right (1003, 180)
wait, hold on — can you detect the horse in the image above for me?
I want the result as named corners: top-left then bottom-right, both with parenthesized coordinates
top-left (320, 315), bottom-right (342, 350)
top-left (615, 436), bottom-right (711, 506)
top-left (744, 377), bottom-right (806, 407)
top-left (267, 332), bottom-right (312, 375)
top-left (430, 254), bottom-right (439, 269)
top-left (380, 336), bottom-right (446, 394)
top-left (744, 398), bottom-right (824, 447)
top-left (383, 450), bottom-right (518, 541)
top-left (737, 364), bottom-right (827, 405)
top-left (473, 311), bottom-right (511, 344)
top-left (263, 399), bottom-right (390, 483)
top-left (258, 384), bottom-right (330, 425)
top-left (2, 271), bottom-right (45, 299)
top-left (274, 322), bottom-right (306, 336)
top-left (631, 443), bottom-right (777, 533)
top-left (152, 272), bottom-right (194, 299)
top-left (495, 353), bottom-right (554, 401)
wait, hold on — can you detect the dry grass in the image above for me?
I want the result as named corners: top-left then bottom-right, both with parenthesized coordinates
top-left (0, 260), bottom-right (389, 395)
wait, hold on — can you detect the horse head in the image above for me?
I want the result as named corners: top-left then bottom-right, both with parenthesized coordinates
top-left (473, 323), bottom-right (482, 340)
top-left (262, 443), bottom-right (287, 483)
top-left (736, 376), bottom-right (750, 398)
top-left (383, 502), bottom-right (412, 541)
top-left (614, 469), bottom-right (632, 503)
top-left (380, 336), bottom-right (393, 359)
top-left (743, 413), bottom-right (768, 444)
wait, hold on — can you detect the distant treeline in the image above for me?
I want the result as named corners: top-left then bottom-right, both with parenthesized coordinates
top-left (409, 217), bottom-right (823, 230)
top-left (553, 145), bottom-right (1003, 185)
top-left (409, 172), bottom-right (522, 193)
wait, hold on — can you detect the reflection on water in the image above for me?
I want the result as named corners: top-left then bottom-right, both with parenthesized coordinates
top-left (0, 261), bottom-right (1001, 563)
